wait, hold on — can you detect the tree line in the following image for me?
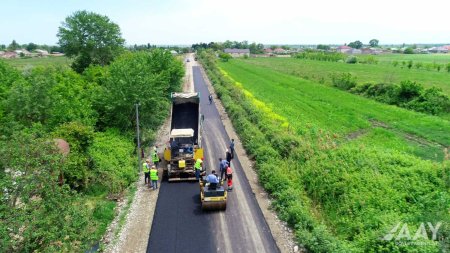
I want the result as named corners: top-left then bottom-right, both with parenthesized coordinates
top-left (192, 40), bottom-right (265, 54)
top-left (1, 40), bottom-right (64, 53)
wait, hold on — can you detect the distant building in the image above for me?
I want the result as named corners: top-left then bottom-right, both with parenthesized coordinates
top-left (35, 49), bottom-right (49, 56)
top-left (337, 45), bottom-right (352, 53)
top-left (273, 48), bottom-right (287, 54)
top-left (427, 47), bottom-right (448, 53)
top-left (224, 48), bottom-right (250, 57)
top-left (1, 51), bottom-right (17, 59)
top-left (14, 49), bottom-right (32, 56)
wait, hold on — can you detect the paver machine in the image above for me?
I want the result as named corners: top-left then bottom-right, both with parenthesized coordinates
top-left (163, 92), bottom-right (204, 181)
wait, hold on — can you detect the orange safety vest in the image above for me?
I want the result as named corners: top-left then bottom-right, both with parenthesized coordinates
top-left (226, 166), bottom-right (232, 175)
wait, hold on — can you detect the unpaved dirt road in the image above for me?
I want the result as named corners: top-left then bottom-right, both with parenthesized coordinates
top-left (147, 62), bottom-right (280, 252)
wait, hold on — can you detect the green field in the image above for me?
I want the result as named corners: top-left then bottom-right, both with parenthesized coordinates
top-left (208, 55), bottom-right (450, 252)
top-left (369, 53), bottom-right (450, 64)
top-left (245, 56), bottom-right (450, 96)
top-left (5, 56), bottom-right (72, 69)
top-left (219, 59), bottom-right (450, 158)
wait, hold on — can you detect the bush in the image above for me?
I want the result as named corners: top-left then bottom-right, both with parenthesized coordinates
top-left (331, 72), bottom-right (357, 90)
top-left (346, 56), bottom-right (358, 64)
top-left (88, 128), bottom-right (136, 195)
top-left (406, 87), bottom-right (450, 115)
top-left (396, 80), bottom-right (423, 103)
top-left (218, 52), bottom-right (232, 62)
top-left (403, 47), bottom-right (414, 54)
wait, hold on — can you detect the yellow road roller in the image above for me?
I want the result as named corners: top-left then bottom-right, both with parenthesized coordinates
top-left (199, 179), bottom-right (227, 211)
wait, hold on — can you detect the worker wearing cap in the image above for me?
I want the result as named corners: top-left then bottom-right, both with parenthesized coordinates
top-left (194, 158), bottom-right (203, 180)
top-left (150, 165), bottom-right (159, 190)
top-left (152, 146), bottom-right (160, 168)
top-left (143, 159), bottom-right (151, 185)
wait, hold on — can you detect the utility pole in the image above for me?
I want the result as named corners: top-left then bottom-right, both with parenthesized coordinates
top-left (135, 103), bottom-right (141, 173)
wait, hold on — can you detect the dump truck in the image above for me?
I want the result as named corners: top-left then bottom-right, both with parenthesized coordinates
top-left (199, 178), bottom-right (227, 211)
top-left (163, 92), bottom-right (203, 181)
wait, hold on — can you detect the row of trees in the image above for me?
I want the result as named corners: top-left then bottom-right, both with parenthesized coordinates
top-left (1, 40), bottom-right (63, 53)
top-left (0, 10), bottom-right (184, 251)
top-left (192, 40), bottom-right (265, 54)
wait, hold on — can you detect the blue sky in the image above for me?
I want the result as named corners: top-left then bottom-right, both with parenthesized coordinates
top-left (1, 0), bottom-right (450, 46)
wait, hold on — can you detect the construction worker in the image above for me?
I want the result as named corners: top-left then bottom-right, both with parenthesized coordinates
top-left (218, 157), bottom-right (228, 181)
top-left (225, 149), bottom-right (232, 166)
top-left (150, 165), bottom-right (159, 190)
top-left (206, 169), bottom-right (219, 189)
top-left (143, 159), bottom-right (151, 185)
top-left (194, 157), bottom-right (203, 180)
top-left (229, 139), bottom-right (235, 159)
top-left (152, 146), bottom-right (160, 168)
top-left (226, 165), bottom-right (233, 191)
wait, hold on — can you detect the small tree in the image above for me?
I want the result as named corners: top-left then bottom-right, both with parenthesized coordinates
top-left (369, 39), bottom-right (379, 47)
top-left (403, 47), bottom-right (414, 54)
top-left (407, 60), bottom-right (413, 69)
top-left (219, 52), bottom-right (232, 62)
top-left (348, 40), bottom-right (363, 49)
top-left (7, 40), bottom-right (20, 51)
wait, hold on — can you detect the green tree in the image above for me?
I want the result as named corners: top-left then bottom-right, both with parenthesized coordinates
top-left (7, 40), bottom-right (20, 51)
top-left (369, 39), bottom-right (379, 47)
top-left (317, 44), bottom-right (330, 50)
top-left (348, 40), bottom-right (363, 49)
top-left (96, 50), bottom-right (183, 131)
top-left (25, 43), bottom-right (38, 51)
top-left (57, 10), bottom-right (125, 73)
top-left (219, 52), bottom-right (232, 62)
top-left (0, 131), bottom-right (91, 252)
top-left (6, 66), bottom-right (96, 129)
top-left (403, 47), bottom-right (414, 54)
top-left (0, 61), bottom-right (22, 126)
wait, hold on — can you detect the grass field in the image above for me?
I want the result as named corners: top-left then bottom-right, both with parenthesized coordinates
top-left (369, 53), bottom-right (450, 64)
top-left (218, 59), bottom-right (450, 158)
top-left (213, 57), bottom-right (450, 252)
top-left (246, 56), bottom-right (450, 96)
top-left (4, 56), bottom-right (72, 69)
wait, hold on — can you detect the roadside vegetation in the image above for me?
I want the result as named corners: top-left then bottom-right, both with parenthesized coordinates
top-left (199, 49), bottom-right (450, 252)
top-left (0, 10), bottom-right (184, 252)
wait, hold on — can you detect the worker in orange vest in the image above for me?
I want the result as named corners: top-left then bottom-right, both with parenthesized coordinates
top-left (226, 165), bottom-right (233, 191)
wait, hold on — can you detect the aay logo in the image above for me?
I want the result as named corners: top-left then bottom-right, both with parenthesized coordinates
top-left (383, 222), bottom-right (442, 242)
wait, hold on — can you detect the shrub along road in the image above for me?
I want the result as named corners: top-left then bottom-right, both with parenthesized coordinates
top-left (146, 66), bottom-right (280, 253)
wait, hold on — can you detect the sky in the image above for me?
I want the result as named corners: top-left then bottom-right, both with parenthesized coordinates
top-left (1, 0), bottom-right (450, 46)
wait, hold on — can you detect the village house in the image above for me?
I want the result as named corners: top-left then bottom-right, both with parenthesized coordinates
top-left (35, 49), bottom-right (49, 56)
top-left (337, 45), bottom-right (352, 53)
top-left (224, 48), bottom-right (250, 58)
top-left (1, 51), bottom-right (17, 59)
